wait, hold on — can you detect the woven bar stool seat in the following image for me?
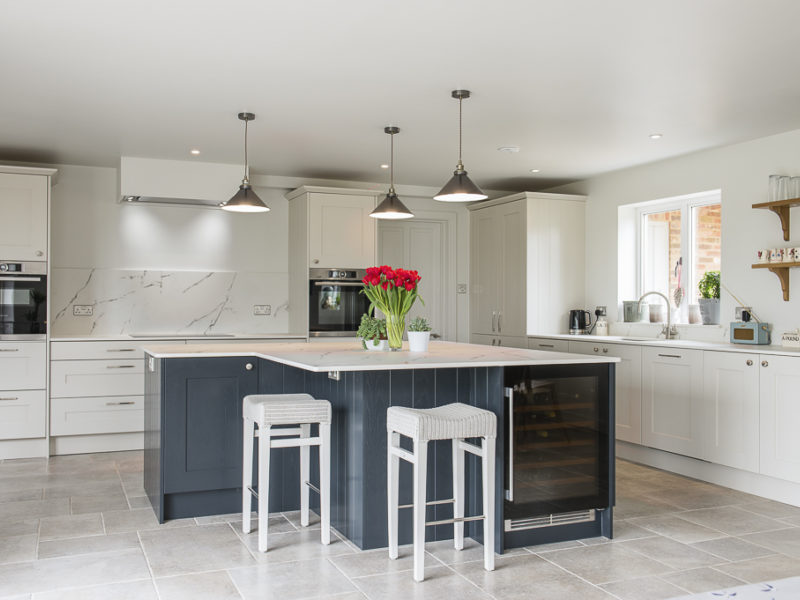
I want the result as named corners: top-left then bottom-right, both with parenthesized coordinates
top-left (386, 403), bottom-right (497, 441)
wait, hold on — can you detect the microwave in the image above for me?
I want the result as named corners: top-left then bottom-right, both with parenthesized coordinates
top-left (308, 268), bottom-right (369, 336)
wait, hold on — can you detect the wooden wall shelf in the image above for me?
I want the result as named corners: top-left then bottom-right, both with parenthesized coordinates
top-left (752, 262), bottom-right (800, 301)
top-left (752, 198), bottom-right (800, 241)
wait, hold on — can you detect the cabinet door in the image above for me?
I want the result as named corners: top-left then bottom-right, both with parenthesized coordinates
top-left (50, 359), bottom-right (144, 398)
top-left (0, 390), bottom-right (45, 439)
top-left (163, 357), bottom-right (258, 493)
top-left (497, 201), bottom-right (526, 337)
top-left (0, 173), bottom-right (48, 261)
top-left (760, 355), bottom-right (800, 482)
top-left (0, 341), bottom-right (46, 390)
top-left (641, 347), bottom-right (703, 458)
top-left (702, 351), bottom-right (759, 472)
top-left (496, 335), bottom-right (527, 348)
top-left (605, 343), bottom-right (643, 445)
top-left (308, 193), bottom-right (376, 268)
top-left (470, 333), bottom-right (496, 346)
top-left (470, 207), bottom-right (499, 335)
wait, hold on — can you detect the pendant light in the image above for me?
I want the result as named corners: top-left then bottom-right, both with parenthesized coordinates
top-left (370, 126), bottom-right (414, 220)
top-left (220, 112), bottom-right (270, 213)
top-left (434, 90), bottom-right (488, 202)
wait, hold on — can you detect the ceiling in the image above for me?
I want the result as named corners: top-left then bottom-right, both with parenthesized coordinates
top-left (4, 0), bottom-right (800, 191)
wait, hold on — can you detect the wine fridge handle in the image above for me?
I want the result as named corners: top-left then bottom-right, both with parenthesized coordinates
top-left (504, 386), bottom-right (514, 502)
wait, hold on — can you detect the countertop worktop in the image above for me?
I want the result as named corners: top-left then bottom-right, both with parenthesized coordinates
top-left (532, 333), bottom-right (800, 357)
top-left (49, 333), bottom-right (307, 342)
top-left (143, 340), bottom-right (620, 372)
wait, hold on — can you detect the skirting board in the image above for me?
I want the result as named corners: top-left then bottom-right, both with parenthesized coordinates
top-left (0, 437), bottom-right (48, 459)
top-left (617, 441), bottom-right (800, 508)
top-left (50, 432), bottom-right (144, 455)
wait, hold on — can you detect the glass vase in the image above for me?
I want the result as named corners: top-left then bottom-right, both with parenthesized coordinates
top-left (386, 314), bottom-right (405, 351)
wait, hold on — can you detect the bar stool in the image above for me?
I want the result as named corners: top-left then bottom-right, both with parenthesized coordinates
top-left (386, 402), bottom-right (497, 582)
top-left (242, 393), bottom-right (332, 552)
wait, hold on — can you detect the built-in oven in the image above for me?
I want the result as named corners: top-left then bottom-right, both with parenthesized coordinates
top-left (0, 262), bottom-right (47, 339)
top-left (309, 268), bottom-right (369, 336)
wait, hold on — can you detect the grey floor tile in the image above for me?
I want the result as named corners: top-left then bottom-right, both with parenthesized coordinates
top-left (39, 513), bottom-right (103, 541)
top-left (542, 543), bottom-right (671, 584)
top-left (690, 536), bottom-right (775, 562)
top-left (0, 499), bottom-right (69, 522)
top-left (613, 495), bottom-right (683, 520)
top-left (282, 509), bottom-right (320, 530)
top-left (619, 536), bottom-right (724, 570)
top-left (0, 534), bottom-right (38, 565)
top-left (352, 564), bottom-right (493, 600)
top-left (780, 515), bottom-right (800, 527)
top-left (37, 532), bottom-right (140, 559)
top-left (641, 486), bottom-right (756, 511)
top-left (713, 554), bottom-right (800, 583)
top-left (424, 538), bottom-right (526, 565)
top-left (452, 553), bottom-right (614, 599)
top-left (628, 514), bottom-right (727, 543)
top-left (138, 523), bottom-right (255, 577)
top-left (43, 482), bottom-right (125, 501)
top-left (126, 496), bottom-right (151, 510)
top-left (0, 548), bottom-right (150, 596)
top-left (229, 558), bottom-right (357, 600)
top-left (329, 546), bottom-right (439, 578)
top-left (0, 519), bottom-right (39, 539)
top-left (0, 489), bottom-right (42, 504)
top-left (30, 579), bottom-right (157, 600)
top-left (235, 526), bottom-right (355, 564)
top-left (155, 571), bottom-right (243, 600)
top-left (740, 527), bottom-right (800, 558)
top-left (102, 508), bottom-right (194, 534)
top-left (69, 492), bottom-right (128, 515)
top-left (739, 499), bottom-right (800, 520)
top-left (600, 575), bottom-right (687, 599)
top-left (678, 506), bottom-right (786, 536)
top-left (659, 567), bottom-right (746, 594)
top-left (202, 513), bottom-right (295, 535)
top-left (525, 539), bottom-right (585, 553)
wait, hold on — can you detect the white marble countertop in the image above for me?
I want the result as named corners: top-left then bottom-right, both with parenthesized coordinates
top-left (530, 333), bottom-right (800, 356)
top-left (142, 340), bottom-right (620, 372)
top-left (50, 333), bottom-right (307, 342)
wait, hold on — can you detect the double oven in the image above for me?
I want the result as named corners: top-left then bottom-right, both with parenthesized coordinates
top-left (308, 268), bottom-right (369, 337)
top-left (0, 262), bottom-right (47, 339)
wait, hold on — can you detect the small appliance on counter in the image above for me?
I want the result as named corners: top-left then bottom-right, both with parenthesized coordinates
top-left (569, 309), bottom-right (593, 335)
top-left (730, 310), bottom-right (771, 345)
top-left (594, 306), bottom-right (608, 336)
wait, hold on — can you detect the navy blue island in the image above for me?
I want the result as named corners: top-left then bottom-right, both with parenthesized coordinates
top-left (143, 340), bottom-right (618, 552)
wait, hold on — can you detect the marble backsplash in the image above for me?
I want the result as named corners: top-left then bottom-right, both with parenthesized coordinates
top-left (50, 268), bottom-right (289, 336)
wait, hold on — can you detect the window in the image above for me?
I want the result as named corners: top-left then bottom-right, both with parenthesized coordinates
top-left (637, 191), bottom-right (721, 323)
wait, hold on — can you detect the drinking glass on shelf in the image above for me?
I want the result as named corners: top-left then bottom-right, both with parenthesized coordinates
top-left (769, 174), bottom-right (783, 202)
top-left (791, 177), bottom-right (800, 200)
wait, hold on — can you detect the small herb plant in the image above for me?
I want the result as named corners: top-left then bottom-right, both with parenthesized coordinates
top-left (407, 317), bottom-right (432, 332)
top-left (356, 314), bottom-right (387, 348)
top-left (698, 271), bottom-right (721, 300)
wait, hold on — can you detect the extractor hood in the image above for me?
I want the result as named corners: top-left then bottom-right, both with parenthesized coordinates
top-left (118, 157), bottom-right (244, 208)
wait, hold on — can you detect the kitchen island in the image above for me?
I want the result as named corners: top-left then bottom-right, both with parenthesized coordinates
top-left (143, 340), bottom-right (618, 551)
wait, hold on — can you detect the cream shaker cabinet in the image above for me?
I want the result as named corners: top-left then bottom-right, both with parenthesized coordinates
top-left (0, 172), bottom-right (49, 261)
top-left (641, 347), bottom-right (704, 458)
top-left (702, 351), bottom-right (759, 473)
top-left (759, 354), bottom-right (800, 483)
top-left (0, 341), bottom-right (47, 441)
top-left (306, 192), bottom-right (377, 268)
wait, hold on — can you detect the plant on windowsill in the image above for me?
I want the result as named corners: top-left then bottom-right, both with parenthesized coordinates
top-left (356, 313), bottom-right (388, 351)
top-left (698, 270), bottom-right (721, 325)
top-left (407, 317), bottom-right (432, 352)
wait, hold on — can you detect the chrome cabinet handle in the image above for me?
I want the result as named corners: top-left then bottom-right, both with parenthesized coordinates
top-left (313, 281), bottom-right (363, 287)
top-left (106, 401), bottom-right (136, 406)
top-left (538, 343), bottom-right (554, 348)
top-left (107, 348), bottom-right (136, 353)
top-left (106, 365), bottom-right (136, 369)
top-left (491, 311), bottom-right (497, 333)
top-left (245, 363), bottom-right (253, 370)
top-left (658, 354), bottom-right (682, 359)
top-left (746, 359), bottom-right (753, 366)
top-left (0, 396), bottom-right (19, 401)
top-left (505, 386), bottom-right (514, 502)
top-left (0, 348), bottom-right (19, 352)
top-left (762, 360), bottom-right (769, 367)
top-left (497, 338), bottom-right (502, 346)
top-left (497, 312), bottom-right (502, 333)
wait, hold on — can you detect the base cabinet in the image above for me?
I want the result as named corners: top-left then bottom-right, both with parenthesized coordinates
top-left (702, 351), bottom-right (759, 472)
top-left (641, 347), bottom-right (703, 458)
top-left (470, 334), bottom-right (526, 348)
top-left (759, 355), bottom-right (800, 483)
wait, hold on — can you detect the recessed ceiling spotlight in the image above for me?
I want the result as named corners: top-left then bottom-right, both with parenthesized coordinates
top-left (190, 149), bottom-right (201, 155)
top-left (497, 146), bottom-right (520, 153)
top-left (530, 169), bottom-right (541, 173)
top-left (380, 164), bottom-right (389, 169)
top-left (649, 133), bottom-right (663, 140)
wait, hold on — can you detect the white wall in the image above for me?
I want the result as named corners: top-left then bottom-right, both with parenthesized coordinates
top-left (550, 128), bottom-right (800, 339)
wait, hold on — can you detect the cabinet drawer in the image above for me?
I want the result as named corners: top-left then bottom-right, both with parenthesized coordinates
top-left (51, 359), bottom-right (144, 398)
top-left (0, 390), bottom-right (45, 439)
top-left (528, 338), bottom-right (570, 352)
top-left (0, 341), bottom-right (46, 390)
top-left (50, 396), bottom-right (143, 436)
top-left (51, 341), bottom-right (148, 360)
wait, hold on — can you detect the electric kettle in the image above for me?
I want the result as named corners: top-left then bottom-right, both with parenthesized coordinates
top-left (569, 309), bottom-right (593, 335)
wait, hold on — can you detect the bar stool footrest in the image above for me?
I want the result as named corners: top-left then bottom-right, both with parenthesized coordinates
top-left (426, 514), bottom-right (485, 527)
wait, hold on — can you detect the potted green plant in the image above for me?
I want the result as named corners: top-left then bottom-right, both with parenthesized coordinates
top-left (407, 317), bottom-right (432, 352)
top-left (361, 266), bottom-right (423, 350)
top-left (697, 270), bottom-right (721, 325)
top-left (356, 313), bottom-right (388, 351)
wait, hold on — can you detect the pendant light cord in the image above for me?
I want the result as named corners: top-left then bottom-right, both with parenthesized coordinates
top-left (458, 95), bottom-right (463, 169)
top-left (243, 118), bottom-right (249, 183)
top-left (389, 131), bottom-right (395, 192)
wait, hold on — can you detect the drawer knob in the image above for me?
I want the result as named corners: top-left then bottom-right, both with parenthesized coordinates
top-left (746, 359), bottom-right (753, 366)
top-left (313, 259), bottom-right (319, 264)
top-left (245, 363), bottom-right (253, 371)
top-left (602, 348), bottom-right (609, 353)
top-left (762, 360), bottom-right (769, 367)
top-left (593, 347), bottom-right (599, 352)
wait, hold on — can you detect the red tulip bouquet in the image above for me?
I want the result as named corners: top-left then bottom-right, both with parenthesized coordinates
top-left (361, 266), bottom-right (423, 350)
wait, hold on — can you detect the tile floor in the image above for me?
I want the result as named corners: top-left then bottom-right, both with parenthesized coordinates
top-left (1, 452), bottom-right (800, 599)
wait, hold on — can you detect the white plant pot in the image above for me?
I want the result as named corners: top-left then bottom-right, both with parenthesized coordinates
top-left (362, 338), bottom-right (389, 351)
top-left (408, 331), bottom-right (431, 352)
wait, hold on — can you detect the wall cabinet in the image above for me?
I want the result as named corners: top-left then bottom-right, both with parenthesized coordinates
top-left (0, 172), bottom-right (49, 261)
top-left (702, 351), bottom-right (759, 472)
top-left (307, 192), bottom-right (377, 268)
top-left (469, 192), bottom-right (586, 339)
top-left (641, 347), bottom-right (704, 458)
top-left (759, 354), bottom-right (800, 482)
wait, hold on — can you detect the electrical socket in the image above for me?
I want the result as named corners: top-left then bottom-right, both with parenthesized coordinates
top-left (253, 305), bottom-right (271, 316)
top-left (73, 305), bottom-right (93, 316)
top-left (456, 283), bottom-right (467, 294)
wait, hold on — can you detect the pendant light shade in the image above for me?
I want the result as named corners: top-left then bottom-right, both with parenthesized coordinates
top-left (370, 126), bottom-right (414, 220)
top-left (220, 112), bottom-right (270, 213)
top-left (434, 90), bottom-right (488, 202)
